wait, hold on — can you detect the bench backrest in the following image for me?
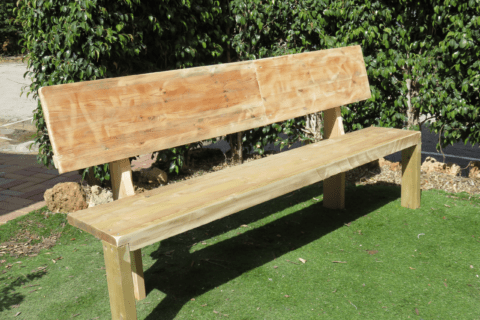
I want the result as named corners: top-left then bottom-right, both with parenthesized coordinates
top-left (39, 45), bottom-right (371, 174)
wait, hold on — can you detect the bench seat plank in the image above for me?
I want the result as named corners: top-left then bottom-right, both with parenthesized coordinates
top-left (39, 45), bottom-right (370, 174)
top-left (67, 126), bottom-right (420, 251)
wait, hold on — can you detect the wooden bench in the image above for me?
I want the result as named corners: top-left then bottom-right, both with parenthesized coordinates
top-left (38, 45), bottom-right (421, 319)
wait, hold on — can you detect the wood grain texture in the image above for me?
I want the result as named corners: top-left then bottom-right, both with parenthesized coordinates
top-left (68, 127), bottom-right (420, 251)
top-left (39, 45), bottom-right (370, 174)
top-left (401, 143), bottom-right (422, 209)
top-left (109, 158), bottom-right (145, 302)
top-left (130, 249), bottom-right (146, 301)
top-left (102, 241), bottom-right (137, 320)
top-left (110, 158), bottom-right (136, 201)
top-left (322, 107), bottom-right (346, 209)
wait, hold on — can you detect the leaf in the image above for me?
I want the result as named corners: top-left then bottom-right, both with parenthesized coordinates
top-left (298, 258), bottom-right (306, 263)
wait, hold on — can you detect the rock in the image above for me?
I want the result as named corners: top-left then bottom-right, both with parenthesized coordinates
top-left (421, 157), bottom-right (461, 176)
top-left (469, 161), bottom-right (480, 180)
top-left (138, 167), bottom-right (168, 185)
top-left (378, 157), bottom-right (401, 171)
top-left (82, 184), bottom-right (114, 208)
top-left (421, 156), bottom-right (446, 174)
top-left (44, 182), bottom-right (88, 213)
top-left (389, 162), bottom-right (401, 171)
top-left (378, 157), bottom-right (392, 167)
top-left (446, 162), bottom-right (461, 177)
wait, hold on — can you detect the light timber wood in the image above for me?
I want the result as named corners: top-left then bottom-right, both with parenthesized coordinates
top-left (323, 107), bottom-right (346, 209)
top-left (102, 241), bottom-right (137, 320)
top-left (323, 107), bottom-right (345, 138)
top-left (130, 250), bottom-right (146, 301)
top-left (44, 46), bottom-right (424, 320)
top-left (38, 45), bottom-right (370, 174)
top-left (401, 143), bottom-right (422, 209)
top-left (110, 158), bottom-right (136, 201)
top-left (68, 127), bottom-right (421, 251)
top-left (109, 158), bottom-right (146, 302)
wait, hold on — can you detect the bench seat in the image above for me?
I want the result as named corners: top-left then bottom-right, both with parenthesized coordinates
top-left (68, 126), bottom-right (420, 251)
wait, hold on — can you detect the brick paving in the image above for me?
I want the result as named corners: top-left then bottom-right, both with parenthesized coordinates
top-left (0, 151), bottom-right (155, 224)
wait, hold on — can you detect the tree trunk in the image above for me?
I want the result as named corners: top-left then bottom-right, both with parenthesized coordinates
top-left (303, 112), bottom-right (323, 143)
top-left (225, 24), bottom-right (243, 164)
top-left (406, 79), bottom-right (419, 130)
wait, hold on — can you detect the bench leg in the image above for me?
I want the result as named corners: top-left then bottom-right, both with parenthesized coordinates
top-left (401, 143), bottom-right (421, 209)
top-left (102, 241), bottom-right (137, 320)
top-left (323, 172), bottom-right (345, 210)
top-left (130, 249), bottom-right (146, 300)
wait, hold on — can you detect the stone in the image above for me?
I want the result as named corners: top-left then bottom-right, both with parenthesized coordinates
top-left (83, 184), bottom-right (114, 208)
top-left (469, 161), bottom-right (480, 180)
top-left (421, 156), bottom-right (446, 174)
top-left (420, 157), bottom-right (463, 176)
top-left (44, 182), bottom-right (88, 213)
top-left (378, 157), bottom-right (401, 171)
top-left (138, 167), bottom-right (168, 185)
top-left (389, 162), bottom-right (401, 171)
top-left (378, 157), bottom-right (392, 167)
top-left (445, 162), bottom-right (461, 177)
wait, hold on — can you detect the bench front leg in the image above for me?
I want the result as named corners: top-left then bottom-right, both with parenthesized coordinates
top-left (103, 241), bottom-right (137, 320)
top-left (401, 143), bottom-right (421, 209)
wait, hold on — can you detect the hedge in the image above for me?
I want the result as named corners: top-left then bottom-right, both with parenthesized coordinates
top-left (14, 0), bottom-right (480, 186)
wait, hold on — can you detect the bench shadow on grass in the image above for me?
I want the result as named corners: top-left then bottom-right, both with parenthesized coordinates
top-left (0, 271), bottom-right (47, 312)
top-left (143, 182), bottom-right (401, 320)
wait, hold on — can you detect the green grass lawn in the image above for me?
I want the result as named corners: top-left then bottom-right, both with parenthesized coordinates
top-left (1, 182), bottom-right (479, 319)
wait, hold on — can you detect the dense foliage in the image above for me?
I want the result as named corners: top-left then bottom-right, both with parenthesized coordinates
top-left (0, 0), bottom-right (21, 55)
top-left (230, 0), bottom-right (480, 147)
top-left (15, 0), bottom-right (231, 185)
top-left (14, 0), bottom-right (480, 186)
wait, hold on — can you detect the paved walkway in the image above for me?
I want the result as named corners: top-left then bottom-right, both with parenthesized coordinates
top-left (0, 151), bottom-right (155, 224)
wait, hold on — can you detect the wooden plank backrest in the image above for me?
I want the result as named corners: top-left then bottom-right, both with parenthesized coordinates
top-left (39, 45), bottom-right (371, 174)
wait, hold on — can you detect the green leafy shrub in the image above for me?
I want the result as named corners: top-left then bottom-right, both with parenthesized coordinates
top-left (15, 0), bottom-right (480, 186)
top-left (15, 0), bottom-right (230, 185)
top-left (0, 0), bottom-right (22, 55)
top-left (230, 0), bottom-right (480, 151)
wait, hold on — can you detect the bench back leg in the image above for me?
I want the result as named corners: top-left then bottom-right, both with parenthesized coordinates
top-left (401, 143), bottom-right (422, 209)
top-left (103, 241), bottom-right (137, 320)
top-left (322, 107), bottom-right (346, 209)
top-left (109, 158), bottom-right (146, 301)
top-left (130, 249), bottom-right (146, 300)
